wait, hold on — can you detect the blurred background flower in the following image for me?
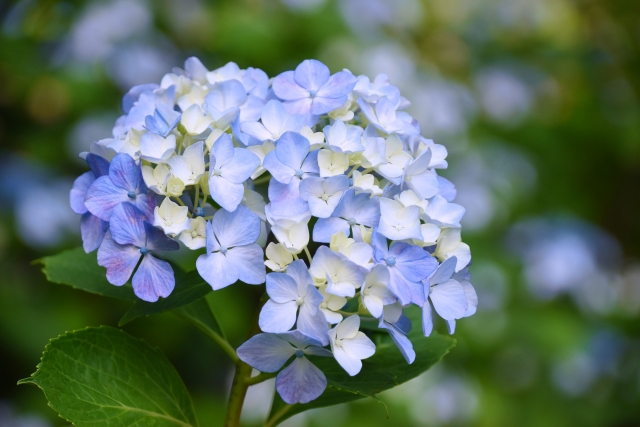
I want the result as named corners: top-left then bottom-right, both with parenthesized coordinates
top-left (1, 0), bottom-right (639, 425)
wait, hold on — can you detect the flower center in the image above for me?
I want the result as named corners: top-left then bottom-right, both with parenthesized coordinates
top-left (295, 296), bottom-right (304, 306)
top-left (220, 246), bottom-right (228, 254)
top-left (321, 193), bottom-right (329, 201)
top-left (309, 90), bottom-right (317, 98)
top-left (140, 247), bottom-right (149, 255)
top-left (127, 191), bottom-right (136, 199)
top-left (295, 349), bottom-right (304, 358)
top-left (386, 256), bottom-right (396, 267)
top-left (347, 217), bottom-right (357, 226)
top-left (191, 231), bottom-right (198, 238)
top-left (213, 168), bottom-right (222, 176)
top-left (166, 219), bottom-right (173, 226)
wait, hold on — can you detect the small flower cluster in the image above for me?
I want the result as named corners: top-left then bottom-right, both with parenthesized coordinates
top-left (70, 58), bottom-right (477, 404)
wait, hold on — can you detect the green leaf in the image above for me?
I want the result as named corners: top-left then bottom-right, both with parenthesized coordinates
top-left (119, 269), bottom-right (211, 325)
top-left (19, 326), bottom-right (199, 427)
top-left (267, 308), bottom-right (456, 425)
top-left (36, 247), bottom-right (135, 300)
top-left (173, 297), bottom-right (226, 340)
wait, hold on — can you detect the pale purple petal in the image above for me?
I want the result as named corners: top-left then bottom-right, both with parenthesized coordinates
top-left (144, 222), bottom-right (179, 252)
top-left (259, 299), bottom-right (298, 333)
top-left (109, 203), bottom-right (146, 247)
top-left (388, 267), bottom-right (413, 306)
top-left (240, 121), bottom-right (273, 142)
top-left (267, 179), bottom-right (308, 215)
top-left (391, 243), bottom-right (437, 282)
top-left (380, 321), bottom-right (415, 364)
top-left (211, 134), bottom-right (235, 168)
top-left (297, 305), bottom-right (329, 346)
top-left (226, 244), bottom-right (266, 285)
top-left (429, 256), bottom-right (457, 286)
top-left (196, 251), bottom-right (239, 290)
top-left (462, 281), bottom-right (478, 317)
top-left (86, 153), bottom-right (111, 178)
top-left (108, 153), bottom-right (142, 192)
top-left (276, 357), bottom-right (327, 404)
top-left (260, 100), bottom-right (289, 135)
top-left (237, 333), bottom-right (296, 372)
top-left (422, 302), bottom-right (433, 337)
top-left (272, 71), bottom-right (309, 101)
top-left (371, 230), bottom-right (389, 262)
top-left (332, 189), bottom-right (380, 228)
top-left (285, 259), bottom-right (313, 291)
top-left (310, 96), bottom-right (348, 116)
top-left (294, 59), bottom-right (330, 91)
top-left (70, 172), bottom-right (94, 214)
top-left (275, 132), bottom-right (310, 170)
top-left (316, 71), bottom-right (358, 99)
top-left (212, 205), bottom-right (261, 248)
top-left (97, 231), bottom-right (140, 286)
top-left (81, 212), bottom-right (107, 253)
top-left (84, 176), bottom-right (129, 221)
top-left (312, 217), bottom-right (349, 243)
top-left (263, 152), bottom-right (295, 184)
top-left (132, 254), bottom-right (175, 302)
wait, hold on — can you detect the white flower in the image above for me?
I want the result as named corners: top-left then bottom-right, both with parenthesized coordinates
top-left (375, 134), bottom-right (412, 184)
top-left (423, 195), bottom-right (465, 228)
top-left (181, 104), bottom-right (212, 136)
top-left (265, 242), bottom-right (294, 272)
top-left (177, 83), bottom-right (209, 111)
top-left (309, 246), bottom-right (364, 298)
top-left (434, 228), bottom-right (471, 272)
top-left (328, 315), bottom-right (376, 376)
top-left (328, 99), bottom-right (354, 122)
top-left (142, 163), bottom-right (171, 195)
top-left (318, 285), bottom-right (347, 324)
top-left (318, 150), bottom-right (349, 177)
top-left (266, 204), bottom-right (311, 254)
top-left (323, 120), bottom-right (363, 153)
top-left (300, 126), bottom-right (325, 150)
top-left (299, 176), bottom-right (349, 218)
top-left (420, 222), bottom-right (441, 246)
top-left (247, 140), bottom-right (276, 180)
top-left (168, 141), bottom-right (206, 186)
top-left (179, 217), bottom-right (207, 249)
top-left (139, 133), bottom-right (176, 163)
top-left (153, 197), bottom-right (190, 236)
top-left (378, 198), bottom-right (423, 241)
top-left (329, 231), bottom-right (374, 271)
top-left (361, 264), bottom-right (396, 318)
top-left (394, 189), bottom-right (428, 213)
top-left (351, 171), bottom-right (383, 196)
top-left (242, 188), bottom-right (266, 221)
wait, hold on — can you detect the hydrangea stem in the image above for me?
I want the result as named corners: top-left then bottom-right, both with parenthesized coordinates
top-left (224, 303), bottom-right (263, 427)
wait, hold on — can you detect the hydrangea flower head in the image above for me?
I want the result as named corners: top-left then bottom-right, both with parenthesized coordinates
top-left (69, 57), bottom-right (477, 405)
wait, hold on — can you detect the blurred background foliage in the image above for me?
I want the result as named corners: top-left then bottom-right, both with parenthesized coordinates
top-left (1, 0), bottom-right (640, 426)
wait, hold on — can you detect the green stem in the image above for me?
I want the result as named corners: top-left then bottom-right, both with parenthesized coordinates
top-left (252, 173), bottom-right (271, 185)
top-left (264, 404), bottom-right (293, 427)
top-left (174, 311), bottom-right (238, 364)
top-left (245, 372), bottom-right (277, 386)
top-left (303, 246), bottom-right (313, 264)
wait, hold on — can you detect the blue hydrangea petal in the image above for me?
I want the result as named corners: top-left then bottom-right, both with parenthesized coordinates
top-left (211, 134), bottom-right (235, 169)
top-left (109, 203), bottom-right (147, 247)
top-left (277, 330), bottom-right (325, 349)
top-left (297, 305), bottom-right (329, 346)
top-left (196, 251), bottom-right (239, 290)
top-left (211, 205), bottom-right (260, 248)
top-left (80, 212), bottom-right (107, 253)
top-left (209, 176), bottom-right (245, 212)
top-left (379, 321), bottom-right (415, 364)
top-left (84, 175), bottom-right (129, 221)
top-left (97, 231), bottom-right (140, 286)
top-left (310, 96), bottom-right (347, 116)
top-left (70, 172), bottom-right (94, 214)
top-left (122, 83), bottom-right (159, 114)
top-left (275, 132), bottom-right (310, 171)
top-left (390, 243), bottom-right (437, 283)
top-left (144, 222), bottom-right (179, 252)
top-left (294, 59), bottom-right (330, 91)
top-left (371, 230), bottom-right (389, 263)
top-left (312, 217), bottom-right (349, 243)
top-left (132, 254), bottom-right (175, 302)
top-left (220, 148), bottom-right (260, 184)
top-left (422, 301), bottom-right (434, 337)
top-left (86, 153), bottom-right (110, 178)
top-left (259, 299), bottom-right (298, 333)
top-left (266, 272), bottom-right (298, 303)
top-left (429, 256), bottom-right (458, 286)
top-left (267, 179), bottom-right (309, 215)
top-left (108, 153), bottom-right (142, 191)
top-left (272, 71), bottom-right (309, 101)
top-left (388, 267), bottom-right (413, 306)
top-left (227, 244), bottom-right (266, 285)
top-left (276, 357), bottom-right (327, 404)
top-left (237, 333), bottom-right (296, 373)
top-left (430, 280), bottom-right (468, 320)
top-left (316, 71), bottom-right (358, 100)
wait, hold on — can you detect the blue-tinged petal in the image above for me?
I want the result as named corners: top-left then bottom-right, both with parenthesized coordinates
top-left (317, 71), bottom-right (358, 99)
top-left (205, 220), bottom-right (221, 254)
top-left (312, 217), bottom-right (349, 243)
top-left (445, 319), bottom-right (456, 334)
top-left (212, 204), bottom-right (261, 248)
top-left (209, 176), bottom-right (245, 212)
top-left (302, 284), bottom-right (323, 314)
top-left (196, 251), bottom-right (239, 290)
top-left (380, 321), bottom-right (415, 364)
top-left (109, 203), bottom-right (147, 247)
top-left (301, 149), bottom-right (319, 176)
top-left (276, 357), bottom-right (327, 404)
top-left (429, 256), bottom-right (457, 286)
top-left (70, 172), bottom-right (94, 214)
top-left (266, 272), bottom-right (298, 303)
top-left (430, 279), bottom-right (468, 320)
top-left (297, 305), bottom-right (329, 346)
top-left (371, 230), bottom-right (389, 263)
top-left (310, 96), bottom-right (347, 116)
top-left (80, 212), bottom-right (107, 253)
top-left (86, 153), bottom-right (110, 178)
top-left (122, 83), bottom-right (158, 113)
top-left (294, 59), bottom-right (330, 91)
top-left (237, 333), bottom-right (296, 372)
top-left (134, 192), bottom-right (156, 220)
top-left (132, 254), bottom-right (175, 302)
top-left (332, 189), bottom-right (380, 227)
top-left (272, 71), bottom-right (309, 101)
top-left (286, 259), bottom-right (313, 290)
top-left (260, 100), bottom-right (289, 135)
top-left (84, 176), bottom-right (128, 221)
top-left (226, 244), bottom-right (266, 285)
top-left (275, 131), bottom-right (310, 171)
top-left (211, 133), bottom-right (235, 168)
top-left (422, 302), bottom-right (434, 336)
top-left (278, 330), bottom-right (325, 349)
top-left (281, 99), bottom-right (315, 125)
top-left (388, 267), bottom-right (413, 306)
top-left (406, 277), bottom-right (426, 307)
top-left (259, 299), bottom-right (298, 333)
top-left (267, 179), bottom-right (309, 216)
top-left (263, 152), bottom-right (295, 184)
top-left (220, 148), bottom-right (260, 183)
top-left (240, 121), bottom-right (273, 142)
top-left (391, 243), bottom-right (437, 282)
top-left (97, 231), bottom-right (140, 286)
top-left (108, 153), bottom-right (141, 191)
top-left (144, 222), bottom-right (179, 252)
